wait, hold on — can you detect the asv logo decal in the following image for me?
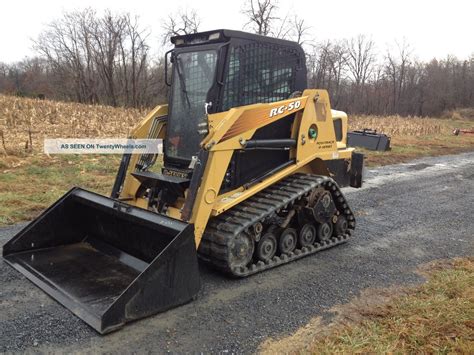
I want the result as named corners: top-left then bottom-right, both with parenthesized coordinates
top-left (269, 100), bottom-right (302, 117)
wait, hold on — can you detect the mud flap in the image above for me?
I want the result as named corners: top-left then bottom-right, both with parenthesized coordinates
top-left (350, 152), bottom-right (364, 188)
top-left (2, 188), bottom-right (200, 334)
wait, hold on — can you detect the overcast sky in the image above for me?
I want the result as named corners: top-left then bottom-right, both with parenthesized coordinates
top-left (1, 0), bottom-right (472, 63)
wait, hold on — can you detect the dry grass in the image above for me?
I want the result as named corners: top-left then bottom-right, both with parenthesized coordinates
top-left (349, 114), bottom-right (445, 136)
top-left (0, 94), bottom-right (144, 153)
top-left (260, 257), bottom-right (474, 354)
top-left (443, 108), bottom-right (474, 121)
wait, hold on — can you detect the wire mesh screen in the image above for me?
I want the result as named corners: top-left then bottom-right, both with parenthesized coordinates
top-left (222, 42), bottom-right (300, 111)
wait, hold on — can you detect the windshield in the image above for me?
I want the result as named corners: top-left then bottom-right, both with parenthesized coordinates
top-left (166, 50), bottom-right (218, 161)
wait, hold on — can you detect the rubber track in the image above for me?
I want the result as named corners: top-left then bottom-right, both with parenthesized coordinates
top-left (198, 173), bottom-right (356, 277)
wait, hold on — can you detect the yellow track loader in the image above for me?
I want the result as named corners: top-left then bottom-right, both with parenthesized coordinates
top-left (3, 30), bottom-right (363, 334)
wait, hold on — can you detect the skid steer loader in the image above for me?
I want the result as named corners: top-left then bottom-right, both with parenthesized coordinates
top-left (3, 30), bottom-right (363, 334)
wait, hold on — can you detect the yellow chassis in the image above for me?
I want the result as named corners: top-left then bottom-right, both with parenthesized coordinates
top-left (118, 89), bottom-right (354, 247)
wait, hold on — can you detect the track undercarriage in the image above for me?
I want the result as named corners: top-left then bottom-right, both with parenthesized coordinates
top-left (199, 173), bottom-right (355, 277)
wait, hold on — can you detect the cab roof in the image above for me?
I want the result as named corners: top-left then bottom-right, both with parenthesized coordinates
top-left (170, 29), bottom-right (303, 49)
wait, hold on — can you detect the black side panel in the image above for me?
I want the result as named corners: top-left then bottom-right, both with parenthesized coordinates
top-left (221, 114), bottom-right (294, 193)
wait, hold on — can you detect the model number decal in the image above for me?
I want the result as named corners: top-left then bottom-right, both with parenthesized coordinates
top-left (269, 100), bottom-right (301, 117)
top-left (162, 168), bottom-right (189, 179)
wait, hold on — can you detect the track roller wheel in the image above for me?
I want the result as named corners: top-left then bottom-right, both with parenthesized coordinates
top-left (316, 222), bottom-right (333, 242)
top-left (334, 215), bottom-right (348, 236)
top-left (278, 228), bottom-right (297, 255)
top-left (298, 223), bottom-right (316, 248)
top-left (256, 232), bottom-right (277, 262)
top-left (229, 232), bottom-right (254, 269)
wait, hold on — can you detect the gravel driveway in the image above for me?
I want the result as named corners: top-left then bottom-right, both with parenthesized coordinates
top-left (1, 152), bottom-right (473, 353)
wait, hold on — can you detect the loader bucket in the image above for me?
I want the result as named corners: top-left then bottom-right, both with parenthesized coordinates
top-left (2, 188), bottom-right (200, 334)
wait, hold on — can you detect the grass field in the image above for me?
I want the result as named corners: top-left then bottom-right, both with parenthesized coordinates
top-left (0, 154), bottom-right (120, 225)
top-left (260, 257), bottom-right (474, 354)
top-left (1, 94), bottom-right (474, 225)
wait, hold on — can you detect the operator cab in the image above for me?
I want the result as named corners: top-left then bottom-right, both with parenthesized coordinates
top-left (165, 29), bottom-right (307, 174)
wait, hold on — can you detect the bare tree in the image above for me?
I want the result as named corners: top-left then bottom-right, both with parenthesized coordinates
top-left (89, 11), bottom-right (126, 106)
top-left (0, 62), bottom-right (9, 92)
top-left (34, 8), bottom-right (154, 107)
top-left (385, 39), bottom-right (412, 113)
top-left (242, 0), bottom-right (279, 36)
top-left (344, 35), bottom-right (376, 111)
top-left (327, 42), bottom-right (348, 105)
top-left (34, 9), bottom-right (99, 103)
top-left (34, 18), bottom-right (70, 99)
top-left (345, 35), bottom-right (376, 87)
top-left (307, 41), bottom-right (334, 90)
top-left (161, 9), bottom-right (201, 45)
top-left (118, 14), bottom-right (150, 107)
top-left (290, 16), bottom-right (311, 45)
top-left (272, 12), bottom-right (291, 39)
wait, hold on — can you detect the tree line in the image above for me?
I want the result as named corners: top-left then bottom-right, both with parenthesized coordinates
top-left (0, 0), bottom-right (473, 117)
top-left (0, 9), bottom-right (168, 108)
